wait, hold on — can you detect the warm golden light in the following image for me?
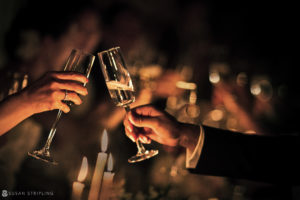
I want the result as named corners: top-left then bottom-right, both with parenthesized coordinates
top-left (22, 74), bottom-right (28, 89)
top-left (250, 76), bottom-right (273, 101)
top-left (101, 129), bottom-right (108, 152)
top-left (77, 156), bottom-right (88, 182)
top-left (107, 153), bottom-right (113, 172)
top-left (189, 91), bottom-right (197, 104)
top-left (245, 130), bottom-right (256, 134)
top-left (250, 84), bottom-right (261, 95)
top-left (139, 65), bottom-right (162, 80)
top-left (176, 81), bottom-right (197, 90)
top-left (210, 109), bottom-right (224, 121)
top-left (209, 62), bottom-right (230, 84)
top-left (209, 72), bottom-right (220, 84)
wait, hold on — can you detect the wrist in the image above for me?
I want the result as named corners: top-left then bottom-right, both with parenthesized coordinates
top-left (0, 91), bottom-right (34, 135)
top-left (178, 123), bottom-right (200, 152)
top-left (14, 89), bottom-right (35, 117)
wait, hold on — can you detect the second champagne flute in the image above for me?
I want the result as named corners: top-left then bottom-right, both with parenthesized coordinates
top-left (98, 46), bottom-right (159, 163)
top-left (28, 49), bottom-right (95, 165)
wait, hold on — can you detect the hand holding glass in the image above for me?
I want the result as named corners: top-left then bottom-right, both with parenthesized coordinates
top-left (98, 46), bottom-right (158, 163)
top-left (28, 49), bottom-right (95, 165)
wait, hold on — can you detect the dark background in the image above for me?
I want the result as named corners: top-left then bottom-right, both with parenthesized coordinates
top-left (1, 0), bottom-right (298, 113)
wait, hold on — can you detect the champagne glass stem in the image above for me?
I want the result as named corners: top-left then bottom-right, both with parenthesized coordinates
top-left (124, 105), bottom-right (146, 154)
top-left (44, 110), bottom-right (63, 151)
top-left (135, 139), bottom-right (146, 154)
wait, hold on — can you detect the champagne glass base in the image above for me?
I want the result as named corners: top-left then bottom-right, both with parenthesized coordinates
top-left (28, 150), bottom-right (58, 165)
top-left (128, 149), bottom-right (159, 163)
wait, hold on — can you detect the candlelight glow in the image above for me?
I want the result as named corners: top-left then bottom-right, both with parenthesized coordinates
top-left (250, 84), bottom-right (261, 95)
top-left (107, 153), bottom-right (113, 172)
top-left (176, 81), bottom-right (197, 90)
top-left (210, 109), bottom-right (224, 121)
top-left (77, 156), bottom-right (88, 182)
top-left (189, 91), bottom-right (197, 104)
top-left (250, 77), bottom-right (273, 101)
top-left (139, 65), bottom-right (162, 79)
top-left (209, 72), bottom-right (220, 84)
top-left (22, 74), bottom-right (28, 89)
top-left (101, 129), bottom-right (108, 152)
top-left (245, 130), bottom-right (256, 134)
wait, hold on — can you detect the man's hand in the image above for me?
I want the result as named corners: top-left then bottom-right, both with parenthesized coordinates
top-left (123, 105), bottom-right (200, 152)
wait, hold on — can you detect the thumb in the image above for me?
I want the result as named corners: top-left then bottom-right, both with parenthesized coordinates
top-left (128, 111), bottom-right (159, 129)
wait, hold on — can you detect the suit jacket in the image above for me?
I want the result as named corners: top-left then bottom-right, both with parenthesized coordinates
top-left (188, 125), bottom-right (300, 185)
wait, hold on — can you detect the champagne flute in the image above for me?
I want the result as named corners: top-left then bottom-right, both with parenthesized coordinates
top-left (98, 46), bottom-right (159, 163)
top-left (28, 49), bottom-right (95, 165)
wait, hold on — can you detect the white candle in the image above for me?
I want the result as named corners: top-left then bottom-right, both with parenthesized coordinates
top-left (72, 156), bottom-right (88, 200)
top-left (88, 130), bottom-right (109, 200)
top-left (72, 182), bottom-right (84, 200)
top-left (99, 153), bottom-right (115, 200)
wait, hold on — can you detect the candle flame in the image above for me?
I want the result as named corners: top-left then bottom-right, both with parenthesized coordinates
top-left (107, 153), bottom-right (113, 172)
top-left (101, 129), bottom-right (108, 152)
top-left (77, 156), bottom-right (88, 182)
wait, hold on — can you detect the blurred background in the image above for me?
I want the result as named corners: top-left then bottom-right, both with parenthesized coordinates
top-left (0, 0), bottom-right (298, 199)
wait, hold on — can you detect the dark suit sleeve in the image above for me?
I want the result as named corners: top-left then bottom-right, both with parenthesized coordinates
top-left (188, 125), bottom-right (300, 185)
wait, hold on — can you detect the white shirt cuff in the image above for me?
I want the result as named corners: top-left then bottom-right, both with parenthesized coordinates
top-left (186, 125), bottom-right (205, 168)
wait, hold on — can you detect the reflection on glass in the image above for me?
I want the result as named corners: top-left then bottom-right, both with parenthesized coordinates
top-left (28, 49), bottom-right (95, 165)
top-left (98, 46), bottom-right (159, 163)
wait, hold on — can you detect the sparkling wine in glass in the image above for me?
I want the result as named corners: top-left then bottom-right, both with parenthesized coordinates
top-left (28, 49), bottom-right (95, 165)
top-left (98, 46), bottom-right (159, 163)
